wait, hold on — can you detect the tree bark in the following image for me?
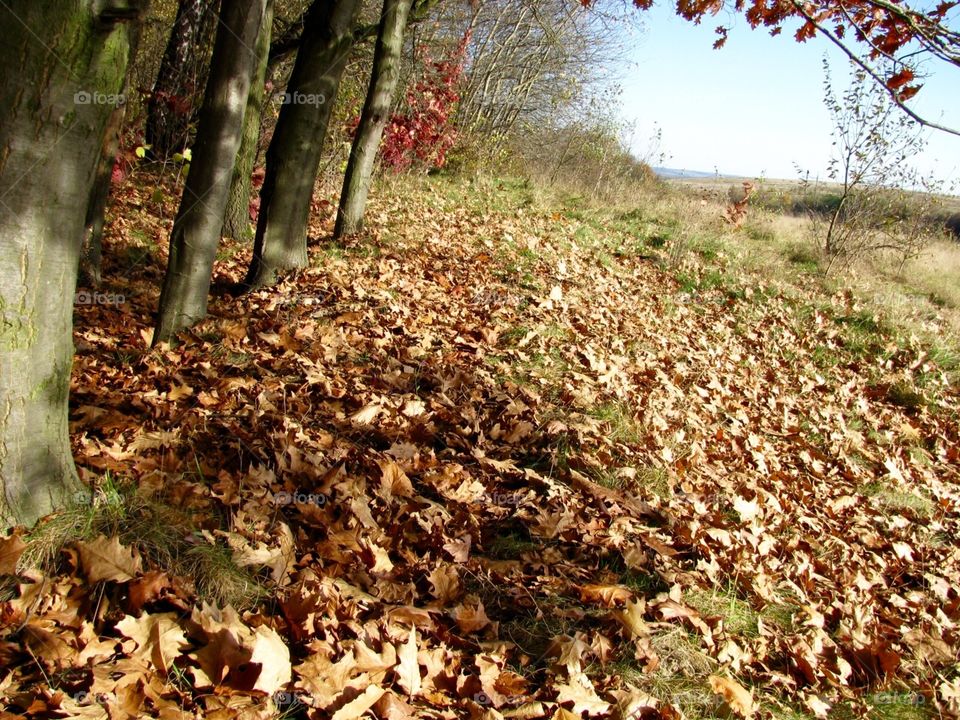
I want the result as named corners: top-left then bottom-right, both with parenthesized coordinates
top-left (80, 102), bottom-right (126, 288)
top-left (222, 0), bottom-right (275, 241)
top-left (80, 18), bottom-right (144, 288)
top-left (244, 0), bottom-right (363, 288)
top-left (145, 0), bottom-right (218, 158)
top-left (334, 0), bottom-right (413, 239)
top-left (0, 0), bottom-right (142, 528)
top-left (155, 0), bottom-right (270, 343)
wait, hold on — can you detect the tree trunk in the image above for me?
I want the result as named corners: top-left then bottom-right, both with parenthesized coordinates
top-left (155, 0), bottom-right (270, 343)
top-left (80, 19), bottom-right (144, 288)
top-left (80, 103), bottom-right (126, 288)
top-left (334, 0), bottom-right (413, 239)
top-left (145, 0), bottom-right (217, 159)
top-left (244, 0), bottom-right (363, 288)
top-left (0, 0), bottom-right (142, 528)
top-left (222, 0), bottom-right (275, 241)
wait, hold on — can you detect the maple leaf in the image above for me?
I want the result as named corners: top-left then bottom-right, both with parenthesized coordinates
top-left (555, 670), bottom-right (611, 717)
top-left (453, 600), bottom-right (492, 633)
top-left (615, 598), bottom-right (650, 639)
top-left (249, 625), bottom-right (292, 695)
top-left (579, 583), bottom-right (633, 607)
top-left (127, 570), bottom-right (173, 613)
top-left (332, 684), bottom-right (387, 720)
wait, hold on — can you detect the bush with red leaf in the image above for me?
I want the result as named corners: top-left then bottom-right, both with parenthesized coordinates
top-left (378, 30), bottom-right (471, 173)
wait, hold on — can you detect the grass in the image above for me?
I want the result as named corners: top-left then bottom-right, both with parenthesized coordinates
top-left (685, 587), bottom-right (761, 636)
top-left (613, 627), bottom-right (726, 719)
top-left (858, 482), bottom-right (935, 519)
top-left (487, 531), bottom-right (540, 560)
top-left (20, 474), bottom-right (267, 609)
top-left (588, 400), bottom-right (641, 445)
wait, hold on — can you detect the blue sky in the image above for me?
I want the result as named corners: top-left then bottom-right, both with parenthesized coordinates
top-left (617, 2), bottom-right (960, 184)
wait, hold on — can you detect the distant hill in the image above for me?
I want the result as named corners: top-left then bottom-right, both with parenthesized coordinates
top-left (652, 167), bottom-right (723, 180)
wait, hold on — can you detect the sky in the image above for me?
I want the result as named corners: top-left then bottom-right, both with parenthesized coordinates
top-left (615, 2), bottom-right (960, 184)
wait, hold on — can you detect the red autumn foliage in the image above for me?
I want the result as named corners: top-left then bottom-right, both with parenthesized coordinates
top-left (378, 30), bottom-right (471, 172)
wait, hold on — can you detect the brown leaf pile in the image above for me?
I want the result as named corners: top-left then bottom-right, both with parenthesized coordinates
top-left (2, 173), bottom-right (958, 719)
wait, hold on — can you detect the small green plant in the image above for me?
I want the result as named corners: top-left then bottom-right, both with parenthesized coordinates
top-left (811, 60), bottom-right (947, 272)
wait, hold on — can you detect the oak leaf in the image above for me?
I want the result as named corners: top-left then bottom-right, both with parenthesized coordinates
top-left (75, 535), bottom-right (141, 583)
top-left (116, 612), bottom-right (188, 675)
top-left (395, 626), bottom-right (422, 696)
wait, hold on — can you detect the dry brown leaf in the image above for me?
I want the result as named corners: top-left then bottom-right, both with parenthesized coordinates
top-left (75, 535), bottom-right (141, 583)
top-left (453, 601), bottom-right (491, 633)
top-left (708, 675), bottom-right (756, 718)
top-left (396, 626), bottom-right (421, 696)
top-left (332, 684), bottom-right (386, 720)
top-left (0, 534), bottom-right (27, 575)
top-left (116, 612), bottom-right (188, 675)
top-left (579, 584), bottom-right (632, 607)
top-left (614, 599), bottom-right (649, 639)
top-left (554, 670), bottom-right (610, 717)
top-left (249, 625), bottom-right (292, 695)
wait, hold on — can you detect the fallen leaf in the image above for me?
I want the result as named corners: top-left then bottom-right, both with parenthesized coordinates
top-left (75, 535), bottom-right (141, 583)
top-left (708, 675), bottom-right (755, 718)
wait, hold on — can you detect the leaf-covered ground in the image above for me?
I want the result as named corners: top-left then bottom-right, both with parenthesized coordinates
top-left (2, 173), bottom-right (959, 720)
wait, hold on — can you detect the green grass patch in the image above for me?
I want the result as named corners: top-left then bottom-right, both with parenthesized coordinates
top-left (588, 400), bottom-right (641, 445)
top-left (685, 587), bottom-right (761, 636)
top-left (21, 474), bottom-right (267, 609)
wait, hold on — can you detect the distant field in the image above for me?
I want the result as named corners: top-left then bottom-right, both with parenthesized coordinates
top-left (665, 174), bottom-right (960, 218)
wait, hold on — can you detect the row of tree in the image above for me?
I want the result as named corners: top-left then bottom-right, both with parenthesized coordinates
top-left (1, 0), bottom-right (958, 527)
top-left (0, 0), bottom-right (431, 527)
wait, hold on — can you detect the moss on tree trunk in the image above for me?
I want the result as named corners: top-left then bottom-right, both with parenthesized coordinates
top-left (0, 0), bottom-right (142, 528)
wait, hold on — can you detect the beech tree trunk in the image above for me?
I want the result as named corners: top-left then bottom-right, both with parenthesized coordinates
top-left (244, 0), bottom-right (363, 288)
top-left (222, 0), bottom-right (275, 241)
top-left (155, 0), bottom-right (270, 343)
top-left (334, 0), bottom-right (413, 238)
top-left (80, 19), bottom-right (143, 287)
top-left (145, 0), bottom-right (217, 158)
top-left (0, 0), bottom-right (142, 528)
top-left (80, 103), bottom-right (126, 288)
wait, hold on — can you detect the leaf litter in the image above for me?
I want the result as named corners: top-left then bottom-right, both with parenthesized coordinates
top-left (2, 173), bottom-right (959, 719)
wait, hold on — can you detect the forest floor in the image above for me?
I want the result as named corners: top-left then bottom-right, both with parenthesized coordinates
top-left (2, 170), bottom-right (959, 720)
